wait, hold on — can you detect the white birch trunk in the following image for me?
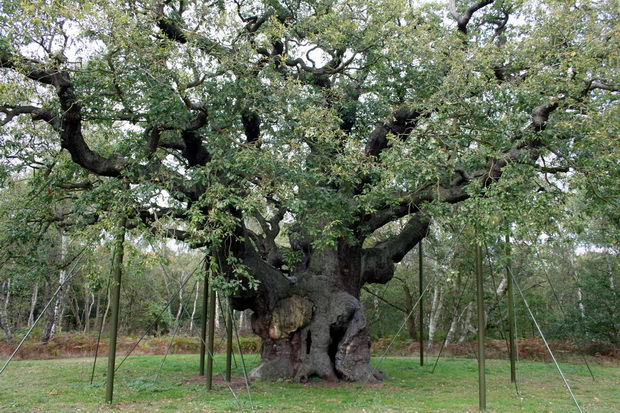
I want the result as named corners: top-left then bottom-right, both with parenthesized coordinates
top-left (458, 303), bottom-right (474, 344)
top-left (100, 281), bottom-right (112, 335)
top-left (49, 233), bottom-right (68, 338)
top-left (445, 313), bottom-right (459, 346)
top-left (426, 285), bottom-right (444, 349)
top-left (215, 293), bottom-right (221, 330)
top-left (28, 283), bottom-right (39, 327)
top-left (240, 309), bottom-right (252, 332)
top-left (496, 276), bottom-right (507, 296)
top-left (569, 253), bottom-right (586, 318)
top-left (0, 280), bottom-right (12, 344)
top-left (189, 280), bottom-right (199, 333)
top-left (577, 287), bottom-right (586, 318)
top-left (174, 272), bottom-right (187, 330)
top-left (83, 291), bottom-right (95, 333)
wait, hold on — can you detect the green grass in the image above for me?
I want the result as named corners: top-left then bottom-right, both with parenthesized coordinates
top-left (0, 353), bottom-right (618, 412)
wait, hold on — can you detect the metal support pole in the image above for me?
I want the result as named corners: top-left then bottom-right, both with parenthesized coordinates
top-left (475, 237), bottom-right (486, 411)
top-left (505, 233), bottom-right (517, 384)
top-left (206, 277), bottom-right (216, 390)
top-left (199, 259), bottom-right (209, 376)
top-left (105, 220), bottom-right (126, 404)
top-left (225, 296), bottom-right (233, 382)
top-left (418, 240), bottom-right (424, 366)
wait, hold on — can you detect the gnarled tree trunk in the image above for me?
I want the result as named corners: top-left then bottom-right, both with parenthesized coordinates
top-left (232, 213), bottom-right (429, 383)
top-left (244, 244), bottom-right (384, 383)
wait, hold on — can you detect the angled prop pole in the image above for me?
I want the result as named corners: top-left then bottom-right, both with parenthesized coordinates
top-left (225, 296), bottom-right (233, 382)
top-left (206, 275), bottom-right (217, 390)
top-left (105, 217), bottom-right (127, 404)
top-left (230, 304), bottom-right (255, 411)
top-left (475, 227), bottom-right (486, 411)
top-left (418, 240), bottom-right (424, 366)
top-left (199, 256), bottom-right (209, 376)
top-left (505, 232), bottom-right (517, 384)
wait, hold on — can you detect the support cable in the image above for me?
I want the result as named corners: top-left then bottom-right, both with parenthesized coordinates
top-left (431, 274), bottom-right (471, 373)
top-left (105, 219), bottom-right (127, 404)
top-left (376, 268), bottom-right (441, 366)
top-left (224, 295), bottom-right (234, 380)
top-left (217, 290), bottom-right (238, 368)
top-left (89, 277), bottom-right (111, 384)
top-left (113, 257), bottom-right (205, 374)
top-left (0, 250), bottom-right (86, 375)
top-left (230, 305), bottom-right (255, 412)
top-left (155, 280), bottom-right (199, 381)
top-left (194, 333), bottom-right (245, 411)
top-left (511, 267), bottom-right (584, 413)
top-left (375, 220), bottom-right (469, 367)
top-left (206, 275), bottom-right (216, 389)
top-left (529, 245), bottom-right (595, 381)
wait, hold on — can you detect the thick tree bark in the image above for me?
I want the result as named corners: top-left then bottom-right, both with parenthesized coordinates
top-left (247, 284), bottom-right (383, 382)
top-left (238, 241), bottom-right (387, 383)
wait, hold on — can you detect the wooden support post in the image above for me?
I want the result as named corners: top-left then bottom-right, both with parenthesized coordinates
top-left (199, 259), bottom-right (209, 376)
top-left (419, 240), bottom-right (424, 366)
top-left (475, 236), bottom-right (486, 411)
top-left (506, 233), bottom-right (517, 383)
top-left (225, 296), bottom-right (233, 382)
top-left (206, 278), bottom-right (216, 390)
top-left (105, 219), bottom-right (126, 404)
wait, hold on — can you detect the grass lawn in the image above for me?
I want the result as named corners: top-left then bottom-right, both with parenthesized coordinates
top-left (0, 353), bottom-right (618, 412)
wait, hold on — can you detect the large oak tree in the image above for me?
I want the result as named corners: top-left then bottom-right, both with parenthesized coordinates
top-left (1, 0), bottom-right (618, 382)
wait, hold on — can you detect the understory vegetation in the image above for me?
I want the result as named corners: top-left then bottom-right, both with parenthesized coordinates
top-left (1, 214), bottom-right (617, 361)
top-left (1, 354), bottom-right (620, 412)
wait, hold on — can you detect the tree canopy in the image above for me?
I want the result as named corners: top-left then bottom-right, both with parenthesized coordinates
top-left (1, 0), bottom-right (618, 382)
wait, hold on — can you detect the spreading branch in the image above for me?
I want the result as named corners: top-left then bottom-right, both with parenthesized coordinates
top-left (448, 0), bottom-right (495, 34)
top-left (0, 105), bottom-right (59, 129)
top-left (1, 48), bottom-right (125, 177)
top-left (361, 213), bottom-right (430, 285)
